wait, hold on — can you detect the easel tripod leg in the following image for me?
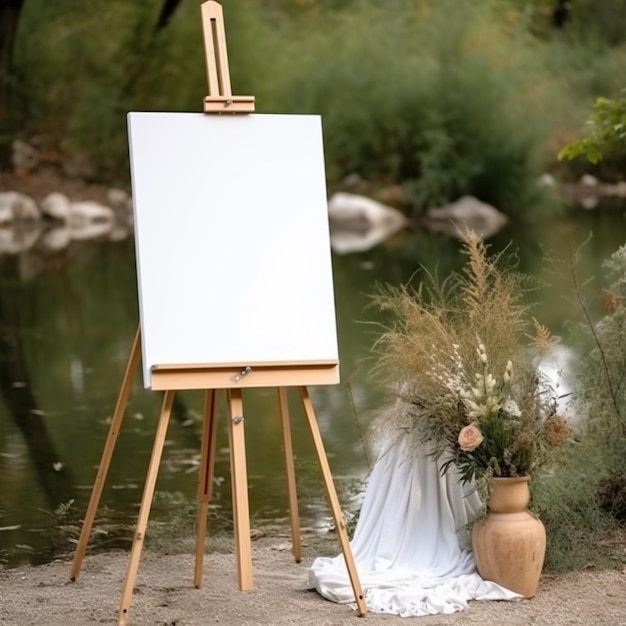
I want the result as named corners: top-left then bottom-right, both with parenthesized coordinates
top-left (298, 386), bottom-right (367, 616)
top-left (277, 387), bottom-right (302, 562)
top-left (227, 387), bottom-right (253, 591)
top-left (118, 389), bottom-right (175, 626)
top-left (70, 327), bottom-right (142, 581)
top-left (194, 388), bottom-right (218, 588)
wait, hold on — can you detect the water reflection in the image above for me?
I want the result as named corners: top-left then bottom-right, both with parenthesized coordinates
top-left (0, 206), bottom-right (625, 566)
top-left (0, 254), bottom-right (76, 505)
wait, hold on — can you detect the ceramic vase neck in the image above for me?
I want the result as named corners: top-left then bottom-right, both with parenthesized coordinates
top-left (488, 476), bottom-right (530, 514)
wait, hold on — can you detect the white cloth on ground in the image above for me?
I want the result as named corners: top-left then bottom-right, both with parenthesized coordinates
top-left (308, 437), bottom-right (521, 616)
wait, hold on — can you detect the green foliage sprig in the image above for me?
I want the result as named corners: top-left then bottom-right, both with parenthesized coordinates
top-left (558, 91), bottom-right (626, 164)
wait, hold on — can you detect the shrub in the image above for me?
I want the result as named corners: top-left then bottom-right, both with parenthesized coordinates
top-left (8, 1), bottom-right (624, 213)
top-left (260, 1), bottom-right (562, 219)
top-left (532, 242), bottom-right (626, 571)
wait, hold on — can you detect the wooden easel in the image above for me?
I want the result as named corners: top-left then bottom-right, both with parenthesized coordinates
top-left (69, 3), bottom-right (366, 625)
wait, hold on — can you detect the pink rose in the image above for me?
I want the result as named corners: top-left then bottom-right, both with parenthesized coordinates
top-left (458, 424), bottom-right (484, 452)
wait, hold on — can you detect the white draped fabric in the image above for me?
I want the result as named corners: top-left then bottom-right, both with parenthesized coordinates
top-left (308, 438), bottom-right (521, 616)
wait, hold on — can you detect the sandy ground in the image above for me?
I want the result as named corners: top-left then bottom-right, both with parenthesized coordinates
top-left (2, 531), bottom-right (626, 626)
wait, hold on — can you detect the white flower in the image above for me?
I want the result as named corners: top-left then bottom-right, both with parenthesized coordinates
top-left (503, 360), bottom-right (513, 383)
top-left (476, 343), bottom-right (488, 363)
top-left (463, 398), bottom-right (486, 419)
top-left (503, 398), bottom-right (521, 417)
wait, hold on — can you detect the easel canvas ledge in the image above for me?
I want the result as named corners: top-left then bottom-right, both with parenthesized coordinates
top-left (150, 360), bottom-right (339, 390)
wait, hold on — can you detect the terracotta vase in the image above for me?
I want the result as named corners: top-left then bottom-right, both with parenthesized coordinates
top-left (471, 476), bottom-right (546, 598)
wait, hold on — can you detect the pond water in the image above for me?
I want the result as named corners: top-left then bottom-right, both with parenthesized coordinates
top-left (1, 201), bottom-right (625, 567)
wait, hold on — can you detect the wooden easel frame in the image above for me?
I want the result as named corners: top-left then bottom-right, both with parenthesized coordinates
top-left (202, 0), bottom-right (255, 113)
top-left (70, 329), bottom-right (366, 624)
top-left (69, 2), bottom-right (366, 624)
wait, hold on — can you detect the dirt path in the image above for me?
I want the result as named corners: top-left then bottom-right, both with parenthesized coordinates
top-left (2, 533), bottom-right (626, 626)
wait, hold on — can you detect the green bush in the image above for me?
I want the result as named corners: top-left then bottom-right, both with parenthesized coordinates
top-left (531, 242), bottom-right (626, 572)
top-left (531, 453), bottom-right (620, 571)
top-left (258, 1), bottom-right (563, 219)
top-left (7, 1), bottom-right (626, 215)
top-left (12, 2), bottom-right (159, 179)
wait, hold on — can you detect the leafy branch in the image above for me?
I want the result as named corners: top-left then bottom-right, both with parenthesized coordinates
top-left (558, 91), bottom-right (626, 164)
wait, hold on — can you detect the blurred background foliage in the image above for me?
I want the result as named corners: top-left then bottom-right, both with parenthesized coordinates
top-left (2, 0), bottom-right (626, 219)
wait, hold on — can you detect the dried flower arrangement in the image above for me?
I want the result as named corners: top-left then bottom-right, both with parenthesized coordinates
top-left (368, 231), bottom-right (571, 486)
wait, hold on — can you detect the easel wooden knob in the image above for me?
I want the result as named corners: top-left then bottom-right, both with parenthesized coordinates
top-left (202, 0), bottom-right (255, 113)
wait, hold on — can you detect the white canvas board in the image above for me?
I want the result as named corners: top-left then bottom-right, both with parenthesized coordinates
top-left (127, 112), bottom-right (339, 388)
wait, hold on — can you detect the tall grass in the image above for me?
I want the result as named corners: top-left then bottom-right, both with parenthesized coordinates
top-left (529, 241), bottom-right (626, 572)
top-left (531, 454), bottom-right (621, 571)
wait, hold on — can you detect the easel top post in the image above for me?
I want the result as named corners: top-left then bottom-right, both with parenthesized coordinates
top-left (201, 1), bottom-right (255, 114)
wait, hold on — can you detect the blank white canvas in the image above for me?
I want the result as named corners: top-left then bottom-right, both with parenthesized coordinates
top-left (127, 112), bottom-right (339, 388)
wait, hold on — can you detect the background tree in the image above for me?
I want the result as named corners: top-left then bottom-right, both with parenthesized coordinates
top-left (3, 1), bottom-right (626, 216)
top-left (0, 0), bottom-right (26, 166)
